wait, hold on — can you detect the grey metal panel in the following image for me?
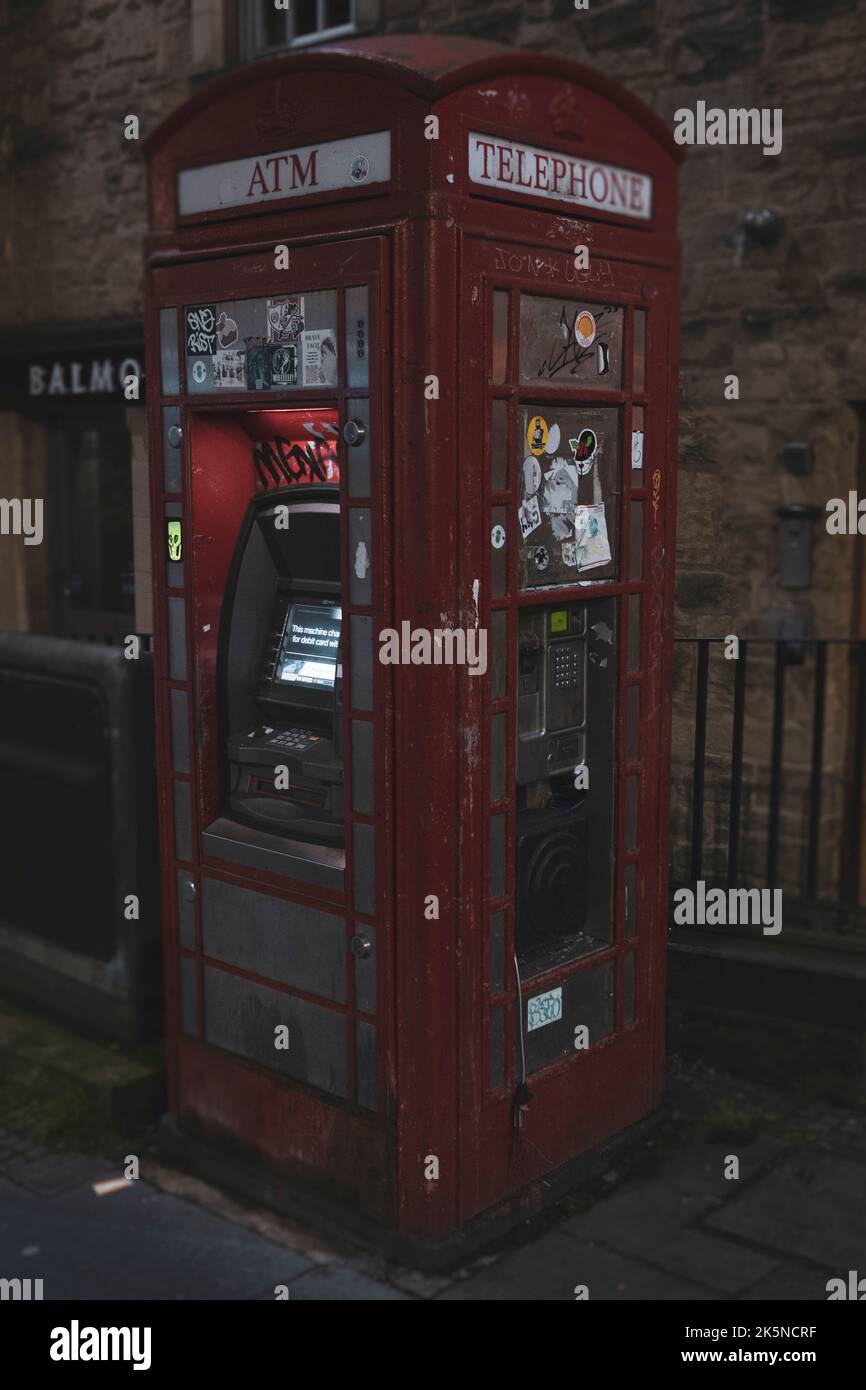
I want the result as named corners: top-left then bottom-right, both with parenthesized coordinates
top-left (490, 1007), bottom-right (505, 1090)
top-left (348, 508), bottom-right (372, 607)
top-left (179, 954), bottom-right (197, 1037)
top-left (167, 597), bottom-right (187, 681)
top-left (203, 965), bottom-right (348, 1098)
top-left (176, 870), bottom-right (196, 950)
top-left (352, 822), bottom-right (376, 917)
top-left (354, 923), bottom-right (376, 1014)
top-left (351, 719), bottom-right (374, 815)
top-left (346, 397), bottom-right (370, 498)
top-left (490, 814), bottom-right (506, 900)
top-left (202, 818), bottom-right (344, 892)
top-left (160, 310), bottom-right (179, 395)
top-left (356, 1019), bottom-right (377, 1111)
top-left (170, 688), bottom-right (189, 774)
top-left (173, 780), bottom-right (193, 861)
top-left (522, 960), bottom-right (614, 1076)
top-left (350, 615), bottom-right (373, 712)
top-left (201, 876), bottom-right (346, 1003)
top-left (162, 406), bottom-right (182, 492)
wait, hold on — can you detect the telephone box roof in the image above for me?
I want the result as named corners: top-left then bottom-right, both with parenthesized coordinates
top-left (144, 34), bottom-right (682, 163)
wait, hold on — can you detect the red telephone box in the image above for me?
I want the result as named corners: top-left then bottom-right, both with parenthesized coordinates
top-left (144, 36), bottom-right (681, 1255)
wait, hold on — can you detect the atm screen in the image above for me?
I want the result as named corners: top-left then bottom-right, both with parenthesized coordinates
top-left (275, 603), bottom-right (341, 689)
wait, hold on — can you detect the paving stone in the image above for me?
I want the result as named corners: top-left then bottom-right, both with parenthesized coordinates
top-left (286, 1265), bottom-right (412, 1300)
top-left (0, 1177), bottom-right (314, 1300)
top-left (704, 1155), bottom-right (866, 1271)
top-left (742, 1260), bottom-right (834, 1301)
top-left (438, 1232), bottom-right (715, 1301)
top-left (2, 1152), bottom-right (113, 1196)
top-left (566, 1204), bottom-right (777, 1295)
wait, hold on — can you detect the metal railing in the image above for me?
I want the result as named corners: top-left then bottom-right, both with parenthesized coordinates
top-left (672, 638), bottom-right (866, 940)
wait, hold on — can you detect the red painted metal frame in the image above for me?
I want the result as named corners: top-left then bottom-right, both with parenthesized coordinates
top-left (143, 36), bottom-right (681, 1240)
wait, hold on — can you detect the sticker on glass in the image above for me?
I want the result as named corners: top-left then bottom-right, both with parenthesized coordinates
top-left (491, 523), bottom-right (506, 549)
top-left (215, 312), bottom-right (238, 349)
top-left (350, 154), bottom-right (371, 183)
top-left (518, 495), bottom-right (542, 540)
top-left (527, 986), bottom-right (562, 1032)
top-left (561, 539), bottom-right (578, 567)
top-left (532, 544), bottom-right (550, 573)
top-left (542, 462), bottom-right (578, 539)
top-left (166, 520), bottom-right (182, 562)
top-left (574, 310), bottom-right (597, 347)
top-left (545, 422), bottom-right (561, 455)
top-left (190, 359), bottom-right (208, 385)
top-left (246, 338), bottom-right (271, 390)
top-left (527, 414), bottom-right (549, 456)
top-left (302, 329), bottom-right (338, 386)
top-left (575, 504), bottom-right (612, 570)
top-left (631, 429), bottom-right (644, 470)
top-left (269, 343), bottom-right (298, 387)
top-left (523, 455), bottom-right (541, 496)
top-left (186, 305), bottom-right (217, 356)
top-left (267, 296), bottom-right (305, 344)
top-left (212, 349), bottom-right (246, 389)
top-left (569, 428), bottom-right (598, 475)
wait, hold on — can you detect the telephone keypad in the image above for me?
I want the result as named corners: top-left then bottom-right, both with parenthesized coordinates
top-left (551, 645), bottom-right (581, 690)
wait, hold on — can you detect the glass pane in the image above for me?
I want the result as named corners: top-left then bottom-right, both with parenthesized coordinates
top-left (326, 0), bottom-right (352, 26)
top-left (345, 285), bottom-right (369, 388)
top-left (490, 814), bottom-right (506, 900)
top-left (490, 911), bottom-right (506, 993)
top-left (624, 861), bottom-right (637, 937)
top-left (160, 308), bottom-right (179, 394)
top-left (491, 712), bottom-right (506, 802)
top-left (629, 500), bottom-right (644, 581)
top-left (520, 295), bottom-right (623, 390)
top-left (491, 399), bottom-right (507, 492)
top-left (625, 775), bottom-right (639, 852)
top-left (631, 404), bottom-right (645, 475)
top-left (63, 423), bottom-right (135, 616)
top-left (185, 291), bottom-right (338, 394)
top-left (491, 504), bottom-right (508, 597)
top-left (518, 403), bottom-right (620, 589)
top-left (633, 310), bottom-right (646, 393)
top-left (628, 594), bottom-right (641, 672)
top-left (626, 683), bottom-right (639, 764)
top-left (490, 1007), bottom-right (505, 1090)
top-left (491, 291), bottom-right (509, 384)
top-left (522, 959), bottom-right (614, 1076)
top-left (623, 950), bottom-right (636, 1025)
top-left (294, 0), bottom-right (318, 36)
top-left (491, 609), bottom-right (508, 701)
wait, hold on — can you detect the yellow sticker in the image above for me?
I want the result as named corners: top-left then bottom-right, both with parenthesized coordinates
top-left (527, 415), bottom-right (549, 456)
top-left (550, 609), bottom-right (569, 634)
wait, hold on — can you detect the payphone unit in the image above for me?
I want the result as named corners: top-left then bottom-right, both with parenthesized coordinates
top-left (144, 36), bottom-right (681, 1255)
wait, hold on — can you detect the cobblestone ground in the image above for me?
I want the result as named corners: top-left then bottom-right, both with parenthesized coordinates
top-left (0, 1059), bottom-right (863, 1301)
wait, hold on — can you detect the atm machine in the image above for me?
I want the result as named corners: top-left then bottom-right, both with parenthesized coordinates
top-left (214, 485), bottom-right (344, 863)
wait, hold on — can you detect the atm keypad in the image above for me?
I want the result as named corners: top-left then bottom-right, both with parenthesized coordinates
top-left (269, 727), bottom-right (321, 751)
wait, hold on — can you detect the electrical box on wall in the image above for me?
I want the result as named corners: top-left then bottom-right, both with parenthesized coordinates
top-left (143, 36), bottom-right (682, 1258)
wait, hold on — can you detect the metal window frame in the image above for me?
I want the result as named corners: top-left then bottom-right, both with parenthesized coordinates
top-left (243, 0), bottom-right (360, 58)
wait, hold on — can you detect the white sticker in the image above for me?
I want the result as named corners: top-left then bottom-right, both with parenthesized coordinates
top-left (212, 349), bottom-right (246, 389)
top-left (545, 422), bottom-right (561, 455)
top-left (575, 504), bottom-right (612, 570)
top-left (527, 987), bottom-right (563, 1032)
top-left (491, 523), bottom-right (506, 549)
top-left (523, 455), bottom-right (541, 496)
top-left (631, 429), bottom-right (644, 470)
top-left (562, 539), bottom-right (578, 567)
top-left (191, 360), bottom-right (207, 384)
top-left (302, 328), bottom-right (338, 385)
top-left (519, 495), bottom-right (542, 539)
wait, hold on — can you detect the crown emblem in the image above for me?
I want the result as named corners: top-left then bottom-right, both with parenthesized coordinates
top-left (252, 88), bottom-right (299, 144)
top-left (548, 89), bottom-right (586, 140)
